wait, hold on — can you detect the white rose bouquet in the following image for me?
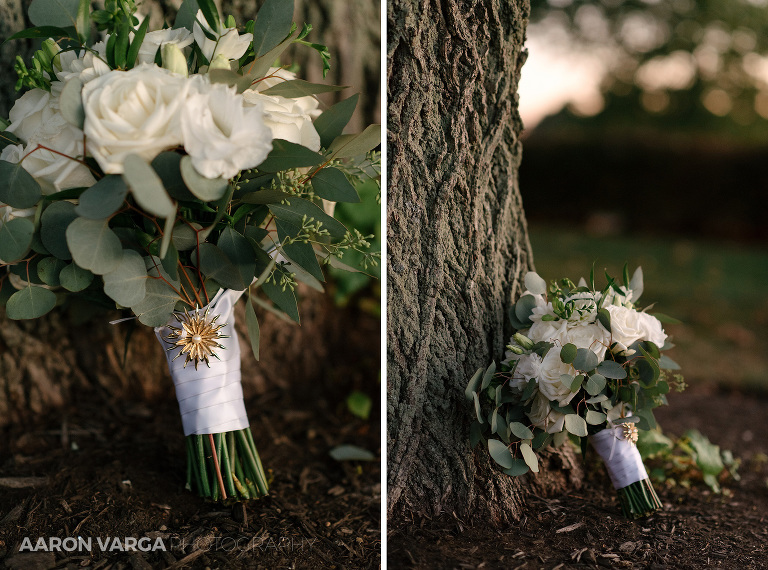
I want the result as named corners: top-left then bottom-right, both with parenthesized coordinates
top-left (466, 266), bottom-right (686, 518)
top-left (0, 0), bottom-right (380, 503)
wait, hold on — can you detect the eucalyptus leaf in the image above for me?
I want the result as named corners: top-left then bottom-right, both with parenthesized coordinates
top-left (573, 348), bottom-right (598, 372)
top-left (276, 219), bottom-right (324, 282)
top-left (28, 0), bottom-right (79, 29)
top-left (172, 222), bottom-right (202, 251)
top-left (560, 343), bottom-right (577, 364)
top-left (0, 160), bottom-right (42, 209)
top-left (268, 197), bottom-right (348, 239)
top-left (5, 286), bottom-right (56, 320)
top-left (122, 154), bottom-right (176, 218)
top-left (152, 152), bottom-right (195, 201)
top-left (37, 257), bottom-right (67, 286)
top-left (173, 0), bottom-right (200, 30)
top-left (473, 392), bottom-right (483, 424)
top-left (514, 294), bottom-right (537, 325)
top-left (465, 368), bottom-right (483, 400)
top-left (564, 414), bottom-right (588, 437)
top-left (0, 218), bottom-right (34, 262)
top-left (239, 188), bottom-right (292, 204)
top-left (520, 442), bottom-right (539, 473)
top-left (103, 249), bottom-right (148, 307)
top-left (262, 278), bottom-right (300, 323)
top-left (75, 175), bottom-right (128, 219)
top-left (59, 262), bottom-right (93, 291)
top-left (597, 360), bottom-right (627, 379)
top-left (585, 410), bottom-right (606, 425)
top-left (585, 373), bottom-right (606, 396)
top-left (59, 77), bottom-right (84, 129)
top-left (509, 422), bottom-right (534, 441)
top-left (310, 167), bottom-right (360, 203)
top-left (480, 361), bottom-right (496, 391)
top-left (313, 93), bottom-right (359, 149)
top-left (245, 295), bottom-right (260, 361)
top-left (251, 0), bottom-right (294, 57)
top-left (597, 308), bottom-right (611, 331)
top-left (488, 439), bottom-right (514, 469)
top-left (198, 243), bottom-right (247, 291)
top-left (41, 201), bottom-right (77, 260)
top-left (503, 458), bottom-right (530, 476)
top-left (658, 354), bottom-right (681, 370)
top-left (131, 278), bottom-right (179, 327)
top-left (4, 25), bottom-right (76, 42)
top-left (217, 227), bottom-right (257, 288)
top-left (327, 124), bottom-right (381, 159)
top-left (261, 79), bottom-right (347, 98)
top-left (65, 217), bottom-right (122, 275)
top-left (258, 139), bottom-right (324, 172)
top-left (524, 272), bottom-right (547, 295)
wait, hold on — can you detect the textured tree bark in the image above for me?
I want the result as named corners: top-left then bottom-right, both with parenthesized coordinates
top-left (0, 0), bottom-right (380, 427)
top-left (387, 0), bottom-right (581, 525)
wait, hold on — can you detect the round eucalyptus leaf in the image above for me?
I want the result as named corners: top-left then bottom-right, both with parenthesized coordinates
top-left (310, 167), bottom-right (360, 203)
top-left (509, 422), bottom-right (534, 440)
top-left (59, 262), bottom-right (93, 292)
top-left (103, 249), bottom-right (148, 307)
top-left (180, 155), bottom-right (229, 202)
top-left (0, 160), bottom-right (42, 209)
top-left (152, 152), bottom-right (196, 201)
top-left (41, 201), bottom-right (78, 260)
top-left (560, 342), bottom-right (577, 364)
top-left (564, 414), bottom-right (588, 437)
top-left (37, 256), bottom-right (67, 286)
top-left (5, 286), bottom-right (56, 320)
top-left (585, 410), bottom-right (607, 425)
top-left (503, 458), bottom-right (530, 476)
top-left (65, 217), bottom-right (122, 275)
top-left (75, 175), bottom-right (128, 219)
top-left (597, 360), bottom-right (627, 379)
top-left (488, 439), bottom-right (514, 469)
top-left (585, 373), bottom-right (607, 396)
top-left (131, 278), bottom-right (180, 327)
top-left (171, 222), bottom-right (202, 251)
top-left (573, 347), bottom-right (599, 372)
top-left (524, 271), bottom-right (547, 295)
top-left (520, 442), bottom-right (539, 473)
top-left (0, 217), bottom-right (34, 262)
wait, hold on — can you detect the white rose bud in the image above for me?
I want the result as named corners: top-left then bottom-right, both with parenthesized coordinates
top-left (208, 53), bottom-right (231, 71)
top-left (513, 333), bottom-right (534, 350)
top-left (162, 43), bottom-right (189, 76)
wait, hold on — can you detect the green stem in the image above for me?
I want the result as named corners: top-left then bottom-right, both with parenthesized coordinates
top-left (196, 435), bottom-right (211, 498)
top-left (233, 454), bottom-right (251, 499)
top-left (236, 429), bottom-right (268, 497)
top-left (218, 433), bottom-right (237, 499)
top-left (245, 427), bottom-right (269, 495)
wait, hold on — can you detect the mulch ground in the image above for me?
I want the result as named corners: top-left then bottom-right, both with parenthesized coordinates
top-left (0, 314), bottom-right (381, 569)
top-left (388, 385), bottom-right (768, 570)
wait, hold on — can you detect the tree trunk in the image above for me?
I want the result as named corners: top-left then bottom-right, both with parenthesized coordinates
top-left (0, 0), bottom-right (379, 426)
top-left (386, 0), bottom-right (581, 526)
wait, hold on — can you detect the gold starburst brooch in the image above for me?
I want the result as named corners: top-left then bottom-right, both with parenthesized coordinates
top-left (165, 308), bottom-right (229, 370)
top-left (621, 422), bottom-right (639, 445)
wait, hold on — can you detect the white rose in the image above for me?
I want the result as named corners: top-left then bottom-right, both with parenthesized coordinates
top-left (5, 89), bottom-right (55, 143)
top-left (603, 285), bottom-right (633, 308)
top-left (3, 106), bottom-right (95, 192)
top-left (528, 390), bottom-right (566, 434)
top-left (256, 67), bottom-right (322, 117)
top-left (563, 322), bottom-right (610, 362)
top-left (193, 10), bottom-right (253, 62)
top-left (181, 82), bottom-right (272, 179)
top-left (606, 305), bottom-right (667, 349)
top-left (527, 317), bottom-right (567, 344)
top-left (137, 28), bottom-right (194, 64)
top-left (529, 300), bottom-right (555, 322)
top-left (82, 65), bottom-right (190, 174)
top-left (537, 348), bottom-right (579, 406)
top-left (242, 90), bottom-right (321, 151)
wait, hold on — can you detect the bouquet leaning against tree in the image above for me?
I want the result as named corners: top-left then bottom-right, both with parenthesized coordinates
top-left (466, 266), bottom-right (685, 518)
top-left (0, 0), bottom-right (380, 503)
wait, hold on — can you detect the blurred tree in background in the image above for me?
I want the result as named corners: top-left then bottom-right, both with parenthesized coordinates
top-left (529, 0), bottom-right (768, 136)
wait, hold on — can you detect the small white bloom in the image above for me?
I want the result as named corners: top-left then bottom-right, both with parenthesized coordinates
top-left (193, 10), bottom-right (252, 62)
top-left (138, 28), bottom-right (194, 64)
top-left (528, 390), bottom-right (566, 434)
top-left (254, 67), bottom-right (322, 117)
top-left (181, 82), bottom-right (272, 179)
top-left (564, 290), bottom-right (600, 322)
top-left (537, 348), bottom-right (579, 406)
top-left (242, 91), bottom-right (321, 151)
top-left (82, 64), bottom-right (190, 174)
top-left (510, 353), bottom-right (542, 390)
top-left (606, 305), bottom-right (667, 349)
top-left (53, 42), bottom-right (111, 93)
top-left (5, 89), bottom-right (56, 143)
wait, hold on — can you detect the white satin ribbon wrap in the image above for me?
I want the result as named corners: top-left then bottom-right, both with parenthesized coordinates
top-left (155, 289), bottom-right (250, 436)
top-left (590, 426), bottom-right (648, 489)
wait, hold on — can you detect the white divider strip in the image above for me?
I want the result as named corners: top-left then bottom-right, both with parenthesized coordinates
top-left (155, 289), bottom-right (250, 436)
top-left (590, 426), bottom-right (648, 489)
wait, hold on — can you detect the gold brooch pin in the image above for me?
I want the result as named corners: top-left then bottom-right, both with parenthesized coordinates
top-left (165, 308), bottom-right (228, 370)
top-left (621, 422), bottom-right (639, 445)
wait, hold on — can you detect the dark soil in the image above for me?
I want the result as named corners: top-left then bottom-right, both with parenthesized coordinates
top-left (0, 310), bottom-right (381, 569)
top-left (388, 385), bottom-right (768, 570)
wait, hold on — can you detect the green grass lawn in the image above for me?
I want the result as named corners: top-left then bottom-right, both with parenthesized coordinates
top-left (529, 225), bottom-right (768, 392)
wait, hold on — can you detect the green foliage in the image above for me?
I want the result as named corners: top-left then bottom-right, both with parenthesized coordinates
top-left (346, 390), bottom-right (372, 420)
